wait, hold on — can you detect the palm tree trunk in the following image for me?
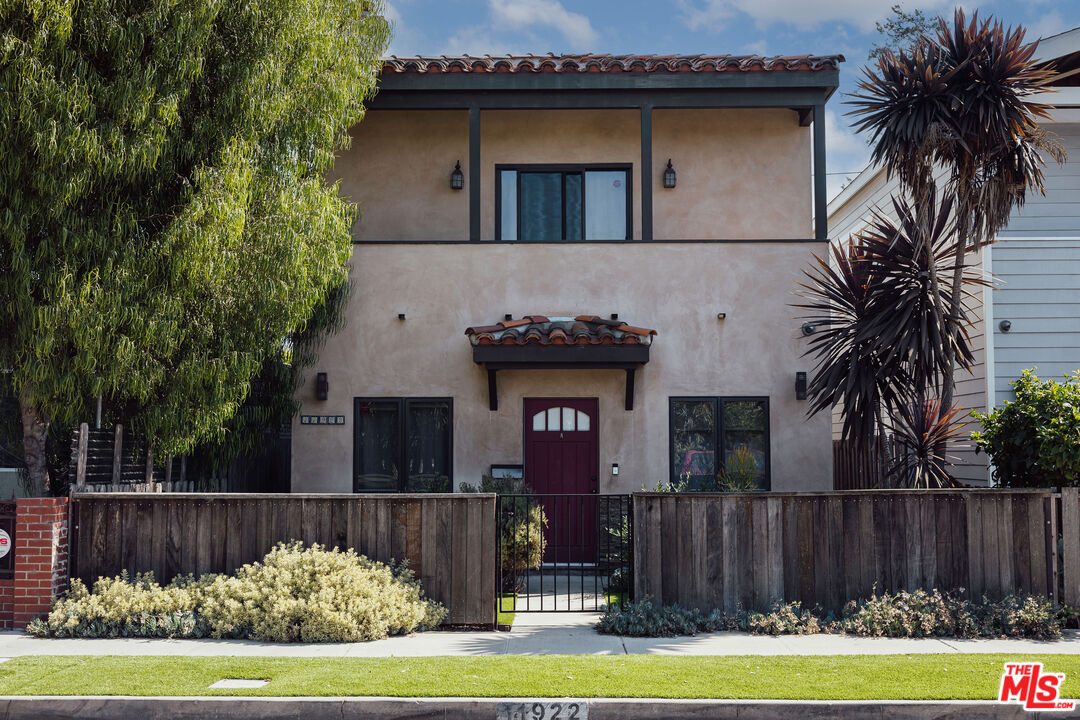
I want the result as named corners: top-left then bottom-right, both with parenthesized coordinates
top-left (18, 387), bottom-right (50, 497)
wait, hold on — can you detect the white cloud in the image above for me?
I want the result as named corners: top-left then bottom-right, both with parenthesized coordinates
top-left (442, 25), bottom-right (519, 56)
top-left (384, 2), bottom-right (428, 56)
top-left (1027, 11), bottom-right (1065, 41)
top-left (824, 109), bottom-right (871, 200)
top-left (678, 0), bottom-right (952, 34)
top-left (487, 0), bottom-right (599, 49)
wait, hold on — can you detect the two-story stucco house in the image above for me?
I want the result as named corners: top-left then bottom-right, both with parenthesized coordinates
top-left (290, 53), bottom-right (842, 496)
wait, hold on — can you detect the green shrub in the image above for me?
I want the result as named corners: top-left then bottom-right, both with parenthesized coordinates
top-left (597, 590), bottom-right (1061, 639)
top-left (461, 475), bottom-right (547, 592)
top-left (972, 369), bottom-right (1080, 487)
top-left (28, 542), bottom-right (446, 642)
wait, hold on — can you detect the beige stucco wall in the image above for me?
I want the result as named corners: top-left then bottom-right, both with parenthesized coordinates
top-left (291, 242), bottom-right (832, 493)
top-left (336, 110), bottom-right (470, 241)
top-left (653, 109), bottom-right (811, 240)
top-left (339, 108), bottom-right (811, 242)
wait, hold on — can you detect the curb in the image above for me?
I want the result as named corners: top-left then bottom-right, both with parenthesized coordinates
top-left (0, 696), bottom-right (1074, 720)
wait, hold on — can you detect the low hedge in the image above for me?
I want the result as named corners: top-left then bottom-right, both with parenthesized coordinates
top-left (597, 589), bottom-right (1064, 640)
top-left (28, 542), bottom-right (446, 642)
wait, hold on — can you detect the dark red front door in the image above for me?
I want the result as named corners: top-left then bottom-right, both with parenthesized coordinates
top-left (523, 398), bottom-right (598, 563)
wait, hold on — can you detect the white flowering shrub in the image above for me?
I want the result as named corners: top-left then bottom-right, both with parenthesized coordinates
top-left (28, 542), bottom-right (446, 642)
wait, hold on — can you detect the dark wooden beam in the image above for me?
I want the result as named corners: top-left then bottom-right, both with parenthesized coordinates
top-left (369, 87), bottom-right (832, 111)
top-left (813, 102), bottom-right (827, 242)
top-left (625, 368), bottom-right (636, 411)
top-left (640, 104), bottom-right (653, 241)
top-left (473, 344), bottom-right (650, 365)
top-left (378, 69), bottom-right (839, 93)
top-left (487, 368), bottom-right (498, 412)
top-left (469, 105), bottom-right (481, 242)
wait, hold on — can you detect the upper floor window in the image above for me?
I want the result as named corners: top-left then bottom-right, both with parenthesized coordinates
top-left (497, 164), bottom-right (631, 241)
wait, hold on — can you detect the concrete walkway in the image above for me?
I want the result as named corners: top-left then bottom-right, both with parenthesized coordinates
top-left (1, 614), bottom-right (1079, 658)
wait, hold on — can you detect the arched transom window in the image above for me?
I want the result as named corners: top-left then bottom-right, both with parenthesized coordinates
top-left (531, 407), bottom-right (591, 432)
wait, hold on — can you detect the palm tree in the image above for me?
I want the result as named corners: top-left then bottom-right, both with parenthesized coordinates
top-left (798, 191), bottom-right (986, 484)
top-left (848, 9), bottom-right (1064, 411)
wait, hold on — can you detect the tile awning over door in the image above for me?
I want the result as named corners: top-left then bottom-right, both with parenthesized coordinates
top-left (464, 315), bottom-right (656, 411)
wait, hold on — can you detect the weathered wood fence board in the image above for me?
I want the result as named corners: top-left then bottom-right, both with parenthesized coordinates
top-left (634, 490), bottom-right (1057, 612)
top-left (70, 493), bottom-right (496, 625)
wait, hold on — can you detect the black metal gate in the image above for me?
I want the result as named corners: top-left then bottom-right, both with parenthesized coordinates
top-left (496, 494), bottom-right (631, 613)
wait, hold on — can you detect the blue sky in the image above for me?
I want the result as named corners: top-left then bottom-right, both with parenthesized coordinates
top-left (384, 1), bottom-right (1080, 199)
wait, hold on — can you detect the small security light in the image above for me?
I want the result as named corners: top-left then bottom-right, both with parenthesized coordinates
top-left (801, 322), bottom-right (817, 336)
top-left (397, 313), bottom-right (406, 321)
top-left (504, 313), bottom-right (513, 321)
top-left (716, 312), bottom-right (727, 320)
top-left (611, 463), bottom-right (620, 476)
top-left (610, 313), bottom-right (619, 320)
top-left (316, 372), bottom-right (329, 401)
top-left (999, 320), bottom-right (1012, 333)
top-left (451, 161), bottom-right (464, 190)
top-left (663, 159), bottom-right (676, 189)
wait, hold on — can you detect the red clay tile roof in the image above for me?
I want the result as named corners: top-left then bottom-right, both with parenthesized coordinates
top-left (382, 53), bottom-right (844, 75)
top-left (466, 316), bottom-right (656, 346)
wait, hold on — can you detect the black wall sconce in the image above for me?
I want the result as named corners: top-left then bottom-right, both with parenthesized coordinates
top-left (795, 371), bottom-right (808, 400)
top-left (397, 313), bottom-right (407, 321)
top-left (450, 161), bottom-right (464, 190)
top-left (663, 159), bottom-right (676, 189)
top-left (316, 372), bottom-right (329, 401)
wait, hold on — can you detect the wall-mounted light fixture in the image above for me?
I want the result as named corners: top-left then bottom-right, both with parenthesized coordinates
top-left (610, 313), bottom-right (619, 320)
top-left (999, 319), bottom-right (1012, 333)
top-left (795, 371), bottom-right (808, 400)
top-left (801, 322), bottom-right (817, 337)
top-left (663, 159), bottom-right (677, 189)
top-left (611, 463), bottom-right (620, 476)
top-left (450, 161), bottom-right (464, 190)
top-left (716, 312), bottom-right (727, 321)
top-left (316, 372), bottom-right (329, 401)
top-left (397, 313), bottom-right (406, 321)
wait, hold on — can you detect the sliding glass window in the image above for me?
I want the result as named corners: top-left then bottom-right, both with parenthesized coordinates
top-left (497, 165), bottom-right (631, 241)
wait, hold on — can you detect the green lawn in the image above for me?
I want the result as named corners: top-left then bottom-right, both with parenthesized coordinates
top-left (0, 655), bottom-right (1077, 699)
top-left (497, 593), bottom-right (516, 627)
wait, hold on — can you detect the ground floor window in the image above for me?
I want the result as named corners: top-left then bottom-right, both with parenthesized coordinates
top-left (354, 398), bottom-right (452, 492)
top-left (669, 397), bottom-right (769, 490)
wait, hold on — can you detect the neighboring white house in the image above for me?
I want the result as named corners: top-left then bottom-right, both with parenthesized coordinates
top-left (827, 26), bottom-right (1080, 486)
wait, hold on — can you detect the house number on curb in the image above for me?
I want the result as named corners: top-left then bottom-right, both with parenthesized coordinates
top-left (496, 701), bottom-right (587, 720)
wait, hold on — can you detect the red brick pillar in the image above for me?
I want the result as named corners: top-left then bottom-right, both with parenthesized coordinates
top-left (13, 498), bottom-right (69, 627)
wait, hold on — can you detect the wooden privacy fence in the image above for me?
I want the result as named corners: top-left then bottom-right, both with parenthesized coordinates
top-left (70, 493), bottom-right (496, 625)
top-left (634, 489), bottom-right (1057, 613)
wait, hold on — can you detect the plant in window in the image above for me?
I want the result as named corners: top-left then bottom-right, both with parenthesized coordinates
top-left (718, 446), bottom-right (761, 492)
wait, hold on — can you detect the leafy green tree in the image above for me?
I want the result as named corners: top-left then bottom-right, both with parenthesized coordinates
top-left (869, 4), bottom-right (935, 60)
top-left (0, 0), bottom-right (390, 494)
top-left (973, 370), bottom-right (1080, 487)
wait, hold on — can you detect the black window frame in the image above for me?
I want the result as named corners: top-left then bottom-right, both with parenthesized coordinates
top-left (668, 396), bottom-right (771, 490)
top-left (495, 163), bottom-right (633, 241)
top-left (353, 397), bottom-right (454, 493)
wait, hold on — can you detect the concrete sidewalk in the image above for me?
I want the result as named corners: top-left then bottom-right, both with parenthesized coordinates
top-left (1, 613), bottom-right (1079, 657)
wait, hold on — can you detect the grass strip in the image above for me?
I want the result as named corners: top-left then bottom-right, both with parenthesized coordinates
top-left (497, 593), bottom-right (516, 627)
top-left (0, 654), bottom-right (1077, 699)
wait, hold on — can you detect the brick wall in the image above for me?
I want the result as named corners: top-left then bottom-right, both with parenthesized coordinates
top-left (7, 498), bottom-right (69, 628)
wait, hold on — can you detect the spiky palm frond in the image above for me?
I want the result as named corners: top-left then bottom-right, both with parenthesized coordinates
top-left (885, 399), bottom-right (968, 488)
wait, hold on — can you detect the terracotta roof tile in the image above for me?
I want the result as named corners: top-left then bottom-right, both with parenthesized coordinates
top-left (382, 53), bottom-right (844, 76)
top-left (465, 315), bottom-right (656, 346)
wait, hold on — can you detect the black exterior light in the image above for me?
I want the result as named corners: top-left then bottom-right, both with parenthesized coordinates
top-left (663, 159), bottom-right (676, 189)
top-left (450, 161), bottom-right (464, 190)
top-left (801, 322), bottom-right (817, 336)
top-left (795, 371), bottom-right (808, 400)
top-left (316, 372), bottom-right (329, 401)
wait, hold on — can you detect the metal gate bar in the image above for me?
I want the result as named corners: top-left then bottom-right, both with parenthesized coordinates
top-left (496, 494), bottom-right (631, 614)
